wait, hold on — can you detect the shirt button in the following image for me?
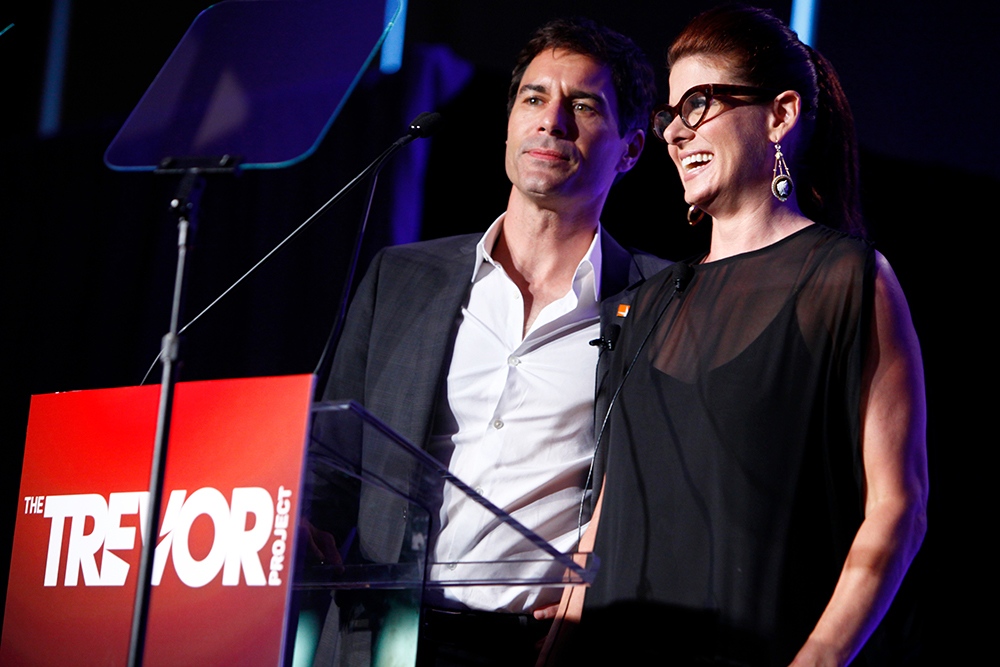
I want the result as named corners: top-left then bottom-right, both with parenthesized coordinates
top-left (507, 355), bottom-right (520, 366)
top-left (475, 487), bottom-right (484, 496)
top-left (493, 419), bottom-right (504, 430)
top-left (447, 562), bottom-right (457, 571)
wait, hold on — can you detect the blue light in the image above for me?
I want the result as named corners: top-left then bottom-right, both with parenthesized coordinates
top-left (39, 0), bottom-right (72, 137)
top-left (790, 0), bottom-right (819, 47)
top-left (291, 611), bottom-right (320, 667)
top-left (380, 0), bottom-right (407, 74)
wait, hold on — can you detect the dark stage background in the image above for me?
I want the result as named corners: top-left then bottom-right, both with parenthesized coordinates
top-left (2, 0), bottom-right (995, 661)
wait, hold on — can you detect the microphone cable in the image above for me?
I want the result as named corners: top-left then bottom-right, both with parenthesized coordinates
top-left (576, 262), bottom-right (695, 541)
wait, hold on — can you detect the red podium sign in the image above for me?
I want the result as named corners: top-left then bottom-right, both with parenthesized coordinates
top-left (2, 375), bottom-right (314, 667)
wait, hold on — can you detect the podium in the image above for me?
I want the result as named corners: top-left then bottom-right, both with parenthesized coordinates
top-left (2, 377), bottom-right (596, 666)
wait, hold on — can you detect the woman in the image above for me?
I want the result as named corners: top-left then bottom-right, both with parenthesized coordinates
top-left (542, 6), bottom-right (927, 666)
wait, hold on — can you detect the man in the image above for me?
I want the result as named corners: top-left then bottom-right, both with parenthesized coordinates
top-left (320, 17), bottom-right (667, 665)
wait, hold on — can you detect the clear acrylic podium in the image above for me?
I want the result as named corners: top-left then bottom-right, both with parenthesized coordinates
top-left (295, 401), bottom-right (598, 666)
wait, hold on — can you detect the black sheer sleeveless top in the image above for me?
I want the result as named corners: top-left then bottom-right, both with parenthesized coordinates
top-left (585, 224), bottom-right (876, 666)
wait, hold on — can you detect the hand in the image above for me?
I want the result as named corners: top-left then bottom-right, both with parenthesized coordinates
top-left (532, 603), bottom-right (561, 654)
top-left (300, 518), bottom-right (344, 570)
top-left (532, 603), bottom-right (561, 620)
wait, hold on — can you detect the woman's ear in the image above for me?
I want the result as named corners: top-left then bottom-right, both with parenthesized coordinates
top-left (768, 90), bottom-right (802, 143)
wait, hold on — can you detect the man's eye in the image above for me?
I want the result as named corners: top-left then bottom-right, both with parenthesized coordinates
top-left (525, 96), bottom-right (543, 105)
top-left (574, 102), bottom-right (596, 114)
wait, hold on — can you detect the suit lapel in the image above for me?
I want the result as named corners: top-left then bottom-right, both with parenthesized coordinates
top-left (595, 230), bottom-right (642, 432)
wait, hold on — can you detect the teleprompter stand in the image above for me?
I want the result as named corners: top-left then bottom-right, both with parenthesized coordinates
top-left (103, 3), bottom-right (405, 664)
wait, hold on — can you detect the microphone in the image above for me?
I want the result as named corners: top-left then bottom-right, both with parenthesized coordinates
top-left (396, 112), bottom-right (444, 146)
top-left (673, 262), bottom-right (694, 292)
top-left (590, 324), bottom-right (621, 352)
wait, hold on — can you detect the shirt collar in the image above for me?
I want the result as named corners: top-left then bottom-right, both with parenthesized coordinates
top-left (472, 213), bottom-right (603, 304)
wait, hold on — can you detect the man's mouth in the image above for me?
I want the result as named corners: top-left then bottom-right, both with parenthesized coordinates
top-left (527, 148), bottom-right (569, 161)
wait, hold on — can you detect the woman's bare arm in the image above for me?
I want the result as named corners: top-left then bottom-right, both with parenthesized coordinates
top-left (789, 252), bottom-right (928, 667)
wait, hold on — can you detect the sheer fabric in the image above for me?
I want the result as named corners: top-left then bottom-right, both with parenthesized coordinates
top-left (586, 224), bottom-right (876, 666)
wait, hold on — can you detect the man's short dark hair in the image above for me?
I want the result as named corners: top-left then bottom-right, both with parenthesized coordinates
top-left (507, 17), bottom-right (656, 136)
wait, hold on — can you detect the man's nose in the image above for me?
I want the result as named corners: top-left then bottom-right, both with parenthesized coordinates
top-left (539, 103), bottom-right (570, 137)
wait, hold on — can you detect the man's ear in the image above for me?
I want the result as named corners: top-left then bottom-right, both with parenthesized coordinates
top-left (618, 128), bottom-right (645, 173)
top-left (768, 90), bottom-right (801, 144)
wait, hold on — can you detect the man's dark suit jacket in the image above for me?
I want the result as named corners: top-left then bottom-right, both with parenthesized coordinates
top-left (321, 227), bottom-right (669, 562)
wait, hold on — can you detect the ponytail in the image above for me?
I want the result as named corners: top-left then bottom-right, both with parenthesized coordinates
top-left (800, 47), bottom-right (864, 238)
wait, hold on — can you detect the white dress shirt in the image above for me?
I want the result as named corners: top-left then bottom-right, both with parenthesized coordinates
top-left (426, 214), bottom-right (601, 612)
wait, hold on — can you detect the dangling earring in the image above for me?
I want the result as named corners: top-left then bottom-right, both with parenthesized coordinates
top-left (687, 204), bottom-right (704, 226)
top-left (771, 143), bottom-right (794, 202)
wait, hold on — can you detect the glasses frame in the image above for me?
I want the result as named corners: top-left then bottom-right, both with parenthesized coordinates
top-left (651, 84), bottom-right (781, 141)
